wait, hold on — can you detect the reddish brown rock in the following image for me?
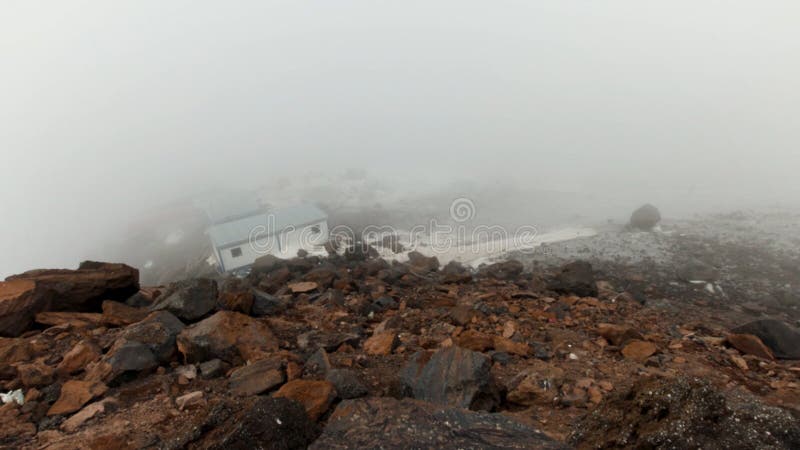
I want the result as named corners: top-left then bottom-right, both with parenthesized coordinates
top-left (621, 340), bottom-right (658, 362)
top-left (0, 279), bottom-right (53, 337)
top-left (6, 261), bottom-right (139, 311)
top-left (273, 379), bottom-right (336, 421)
top-left (35, 311), bottom-right (105, 328)
top-left (726, 333), bottom-right (775, 360)
top-left (17, 360), bottom-right (55, 387)
top-left (289, 281), bottom-right (319, 294)
top-left (57, 340), bottom-right (102, 375)
top-left (363, 332), bottom-right (398, 356)
top-left (597, 323), bottom-right (644, 346)
top-left (60, 397), bottom-right (119, 433)
top-left (177, 311), bottom-right (279, 365)
top-left (48, 380), bottom-right (108, 416)
top-left (101, 301), bottom-right (148, 326)
top-left (493, 336), bottom-right (531, 356)
top-left (457, 330), bottom-right (494, 352)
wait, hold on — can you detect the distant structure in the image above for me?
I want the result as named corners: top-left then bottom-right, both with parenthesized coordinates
top-left (200, 195), bottom-right (328, 272)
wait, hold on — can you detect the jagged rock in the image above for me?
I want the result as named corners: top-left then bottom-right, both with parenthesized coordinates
top-left (629, 204), bottom-right (661, 230)
top-left (217, 279), bottom-right (254, 315)
top-left (202, 397), bottom-right (319, 450)
top-left (60, 397), bottom-right (118, 433)
top-left (478, 260), bottom-right (524, 280)
top-left (229, 357), bottom-right (285, 396)
top-left (310, 397), bottom-right (567, 449)
top-left (325, 369), bottom-right (368, 399)
top-left (731, 319), bottom-right (800, 359)
top-left (303, 349), bottom-right (332, 377)
top-left (177, 311), bottom-right (279, 365)
top-left (441, 261), bottom-right (472, 283)
top-left (407, 251), bottom-right (439, 272)
top-left (149, 278), bottom-right (217, 322)
top-left (101, 300), bottom-right (149, 326)
top-left (273, 380), bottom-right (336, 421)
top-left (35, 311), bottom-right (104, 328)
top-left (249, 254), bottom-right (286, 276)
top-left (0, 279), bottom-right (53, 337)
top-left (297, 330), bottom-right (360, 353)
top-left (726, 333), bottom-right (775, 360)
top-left (548, 261), bottom-right (598, 297)
top-left (363, 332), bottom-right (398, 355)
top-left (91, 340), bottom-right (158, 382)
top-left (251, 289), bottom-right (288, 316)
top-left (57, 340), bottom-right (102, 375)
top-left (400, 346), bottom-right (499, 411)
top-left (571, 377), bottom-right (800, 449)
top-left (48, 380), bottom-right (108, 416)
top-left (6, 261), bottom-right (139, 311)
top-left (117, 310), bottom-right (185, 363)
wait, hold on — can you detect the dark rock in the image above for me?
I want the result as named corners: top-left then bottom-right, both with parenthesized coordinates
top-left (257, 267), bottom-right (292, 294)
top-left (441, 261), bottom-right (472, 283)
top-left (369, 296), bottom-right (397, 313)
top-left (344, 242), bottom-right (379, 262)
top-left (310, 397), bottom-right (567, 450)
top-left (199, 359), bottom-right (226, 379)
top-left (229, 357), bottom-right (285, 396)
top-left (204, 397), bottom-right (319, 450)
top-left (103, 340), bottom-right (158, 378)
top-left (251, 289), bottom-right (288, 316)
top-left (304, 266), bottom-right (337, 289)
top-left (149, 278), bottom-right (218, 322)
top-left (548, 261), bottom-right (597, 297)
top-left (303, 349), bottom-right (332, 377)
top-left (297, 330), bottom-right (360, 353)
top-left (407, 251), bottom-right (439, 272)
top-left (400, 346), bottom-right (499, 411)
top-left (571, 377), bottom-right (800, 449)
top-left (249, 254), bottom-right (285, 276)
top-left (325, 369), bottom-right (368, 399)
top-left (117, 310), bottom-right (185, 363)
top-left (478, 260), bottom-right (524, 280)
top-left (731, 319), bottom-right (800, 359)
top-left (629, 204), bottom-right (662, 230)
top-left (217, 278), bottom-right (254, 315)
top-left (677, 258), bottom-right (720, 282)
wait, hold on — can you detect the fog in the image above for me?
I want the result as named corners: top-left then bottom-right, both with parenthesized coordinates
top-left (2, 1), bottom-right (800, 278)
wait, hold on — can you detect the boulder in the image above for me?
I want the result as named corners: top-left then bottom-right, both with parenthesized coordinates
top-left (202, 397), bottom-right (319, 450)
top-left (310, 397), bottom-right (567, 449)
top-left (177, 311), bottom-right (279, 365)
top-left (629, 204), bottom-right (661, 230)
top-left (229, 357), bottom-right (285, 396)
top-left (548, 261), bottom-right (598, 297)
top-left (273, 380), bottom-right (336, 421)
top-left (400, 346), bottom-right (499, 411)
top-left (731, 319), bottom-right (800, 360)
top-left (149, 278), bottom-right (217, 322)
top-left (0, 279), bottom-right (53, 337)
top-left (6, 261), bottom-right (139, 311)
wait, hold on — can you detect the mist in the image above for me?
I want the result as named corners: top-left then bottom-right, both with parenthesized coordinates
top-left (2, 0), bottom-right (800, 278)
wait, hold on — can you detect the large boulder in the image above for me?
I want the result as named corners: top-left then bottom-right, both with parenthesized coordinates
top-left (629, 204), bottom-right (661, 230)
top-left (202, 397), bottom-right (320, 450)
top-left (571, 377), bottom-right (800, 449)
top-left (731, 319), bottom-right (800, 359)
top-left (5, 261), bottom-right (139, 311)
top-left (177, 311), bottom-right (279, 365)
top-left (310, 397), bottom-right (567, 449)
top-left (400, 346), bottom-right (499, 411)
top-left (117, 310), bottom-right (185, 363)
top-left (0, 279), bottom-right (53, 337)
top-left (548, 261), bottom-right (598, 297)
top-left (149, 278), bottom-right (217, 322)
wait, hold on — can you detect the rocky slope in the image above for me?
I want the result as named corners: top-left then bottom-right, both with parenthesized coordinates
top-left (1, 231), bottom-right (799, 449)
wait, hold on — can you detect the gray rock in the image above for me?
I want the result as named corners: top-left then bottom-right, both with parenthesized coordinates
top-left (630, 204), bottom-right (662, 230)
top-left (548, 261), bottom-right (598, 297)
top-left (251, 289), bottom-right (287, 316)
top-left (400, 346), bottom-right (499, 411)
top-left (325, 369), bottom-right (368, 399)
top-left (199, 359), bottom-right (226, 379)
top-left (118, 310), bottom-right (185, 363)
top-left (150, 278), bottom-right (217, 322)
top-left (310, 397), bottom-right (567, 449)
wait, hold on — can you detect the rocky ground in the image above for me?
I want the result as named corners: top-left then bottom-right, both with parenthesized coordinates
top-left (1, 210), bottom-right (800, 449)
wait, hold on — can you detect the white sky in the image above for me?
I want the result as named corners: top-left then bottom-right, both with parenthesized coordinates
top-left (2, 1), bottom-right (800, 276)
